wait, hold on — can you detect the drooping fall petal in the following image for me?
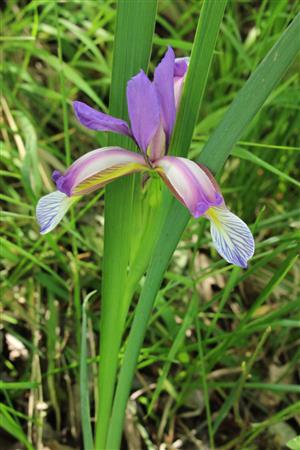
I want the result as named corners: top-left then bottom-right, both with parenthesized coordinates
top-left (73, 101), bottom-right (132, 137)
top-left (206, 206), bottom-right (255, 268)
top-left (36, 191), bottom-right (74, 235)
top-left (53, 147), bottom-right (148, 196)
top-left (154, 156), bottom-right (223, 216)
top-left (155, 155), bottom-right (254, 268)
top-left (126, 70), bottom-right (160, 153)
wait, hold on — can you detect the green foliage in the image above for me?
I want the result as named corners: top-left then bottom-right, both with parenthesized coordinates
top-left (96, 2), bottom-right (157, 448)
top-left (1, 1), bottom-right (299, 449)
top-left (287, 436), bottom-right (300, 450)
top-left (80, 291), bottom-right (96, 450)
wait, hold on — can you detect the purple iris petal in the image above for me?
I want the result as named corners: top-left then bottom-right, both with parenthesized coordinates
top-left (174, 58), bottom-right (188, 77)
top-left (154, 47), bottom-right (176, 142)
top-left (126, 70), bottom-right (160, 153)
top-left (73, 101), bottom-right (132, 137)
top-left (52, 170), bottom-right (66, 193)
top-left (53, 147), bottom-right (148, 196)
top-left (52, 170), bottom-right (62, 182)
top-left (174, 57), bottom-right (189, 110)
top-left (154, 156), bottom-right (223, 216)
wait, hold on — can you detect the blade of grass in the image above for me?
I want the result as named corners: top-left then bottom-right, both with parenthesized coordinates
top-left (80, 291), bottom-right (97, 450)
top-left (245, 253), bottom-right (298, 320)
top-left (95, 2), bottom-right (157, 449)
top-left (287, 437), bottom-right (300, 450)
top-left (208, 382), bottom-right (300, 393)
top-left (212, 326), bottom-right (271, 433)
top-left (55, 5), bottom-right (81, 353)
top-left (106, 1), bottom-right (227, 447)
top-left (0, 381), bottom-right (39, 390)
top-left (195, 314), bottom-right (214, 449)
top-left (205, 250), bottom-right (298, 372)
top-left (243, 401), bottom-right (300, 446)
top-left (148, 293), bottom-right (198, 414)
top-left (3, 43), bottom-right (107, 111)
top-left (46, 294), bottom-right (61, 431)
top-left (170, 0), bottom-right (228, 157)
top-left (0, 404), bottom-right (34, 450)
top-left (0, 238), bottom-right (67, 288)
top-left (108, 11), bottom-right (300, 448)
top-left (201, 13), bottom-right (300, 174)
top-left (16, 112), bottom-right (41, 201)
top-left (232, 147), bottom-right (300, 187)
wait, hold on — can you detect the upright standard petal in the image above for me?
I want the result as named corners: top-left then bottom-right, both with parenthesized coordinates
top-left (127, 70), bottom-right (160, 153)
top-left (154, 47), bottom-right (176, 141)
top-left (206, 206), bottom-right (255, 268)
top-left (154, 156), bottom-right (223, 216)
top-left (73, 101), bottom-right (132, 137)
top-left (36, 191), bottom-right (74, 234)
top-left (53, 147), bottom-right (148, 196)
top-left (147, 122), bottom-right (166, 161)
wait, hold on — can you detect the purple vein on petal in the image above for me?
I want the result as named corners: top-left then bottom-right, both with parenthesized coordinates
top-left (207, 206), bottom-right (255, 268)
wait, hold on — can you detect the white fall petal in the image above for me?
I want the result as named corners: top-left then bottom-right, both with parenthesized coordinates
top-left (36, 191), bottom-right (74, 234)
top-left (207, 206), bottom-right (255, 269)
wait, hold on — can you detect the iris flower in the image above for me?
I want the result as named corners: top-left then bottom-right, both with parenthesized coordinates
top-left (36, 47), bottom-right (254, 268)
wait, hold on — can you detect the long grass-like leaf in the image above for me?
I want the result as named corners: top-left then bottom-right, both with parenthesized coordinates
top-left (108, 11), bottom-right (300, 448)
top-left (80, 291), bottom-right (96, 450)
top-left (171, 0), bottom-right (228, 157)
top-left (95, 2), bottom-right (157, 449)
top-left (0, 404), bottom-right (34, 450)
top-left (232, 147), bottom-right (300, 187)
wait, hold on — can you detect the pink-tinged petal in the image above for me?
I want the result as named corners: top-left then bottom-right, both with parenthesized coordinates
top-left (127, 70), bottom-right (160, 153)
top-left (174, 57), bottom-right (189, 77)
top-left (174, 57), bottom-right (189, 109)
top-left (147, 122), bottom-right (166, 161)
top-left (73, 101), bottom-right (132, 137)
top-left (53, 147), bottom-right (148, 196)
top-left (154, 47), bottom-right (176, 141)
top-left (154, 156), bottom-right (223, 216)
top-left (36, 191), bottom-right (74, 234)
top-left (206, 206), bottom-right (255, 268)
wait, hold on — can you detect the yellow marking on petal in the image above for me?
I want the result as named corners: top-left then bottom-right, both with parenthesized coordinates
top-left (154, 167), bottom-right (164, 175)
top-left (207, 207), bottom-right (235, 251)
top-left (206, 207), bottom-right (223, 230)
top-left (73, 163), bottom-right (147, 195)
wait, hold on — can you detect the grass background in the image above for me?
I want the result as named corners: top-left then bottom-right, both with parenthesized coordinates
top-left (1, 1), bottom-right (300, 449)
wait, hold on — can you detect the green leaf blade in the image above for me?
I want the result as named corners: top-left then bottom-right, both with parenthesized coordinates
top-left (95, 2), bottom-right (158, 449)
